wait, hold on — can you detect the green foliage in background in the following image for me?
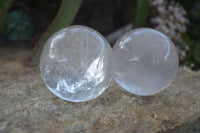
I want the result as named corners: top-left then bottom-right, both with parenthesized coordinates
top-left (181, 2), bottom-right (200, 70)
top-left (28, 0), bottom-right (82, 65)
top-left (0, 0), bottom-right (13, 30)
top-left (181, 36), bottom-right (200, 70)
top-left (134, 0), bottom-right (149, 28)
top-left (1, 10), bottom-right (33, 40)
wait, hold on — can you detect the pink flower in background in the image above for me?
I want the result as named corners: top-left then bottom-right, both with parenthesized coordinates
top-left (149, 0), bottom-right (188, 43)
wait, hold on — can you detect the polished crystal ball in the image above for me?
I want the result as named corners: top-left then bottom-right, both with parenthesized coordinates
top-left (40, 25), bottom-right (113, 102)
top-left (113, 28), bottom-right (178, 96)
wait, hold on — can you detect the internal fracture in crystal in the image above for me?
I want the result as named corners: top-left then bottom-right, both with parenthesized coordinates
top-left (40, 25), bottom-right (113, 102)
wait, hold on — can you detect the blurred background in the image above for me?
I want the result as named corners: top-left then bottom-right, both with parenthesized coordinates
top-left (0, 0), bottom-right (199, 70)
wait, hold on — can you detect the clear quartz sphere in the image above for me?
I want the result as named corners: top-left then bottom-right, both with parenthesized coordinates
top-left (40, 25), bottom-right (113, 102)
top-left (113, 28), bottom-right (178, 96)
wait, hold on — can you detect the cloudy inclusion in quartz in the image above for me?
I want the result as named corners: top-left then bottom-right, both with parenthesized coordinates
top-left (40, 25), bottom-right (113, 102)
top-left (113, 28), bottom-right (178, 96)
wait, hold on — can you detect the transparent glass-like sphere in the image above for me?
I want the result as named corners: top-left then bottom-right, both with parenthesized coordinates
top-left (40, 25), bottom-right (113, 102)
top-left (113, 28), bottom-right (178, 96)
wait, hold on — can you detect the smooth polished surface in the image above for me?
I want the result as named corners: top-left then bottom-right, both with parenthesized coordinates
top-left (40, 25), bottom-right (113, 102)
top-left (113, 28), bottom-right (179, 96)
